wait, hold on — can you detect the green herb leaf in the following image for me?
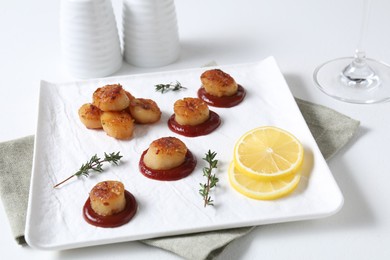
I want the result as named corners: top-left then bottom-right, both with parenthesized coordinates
top-left (53, 151), bottom-right (122, 188)
top-left (155, 81), bottom-right (186, 93)
top-left (199, 150), bottom-right (219, 207)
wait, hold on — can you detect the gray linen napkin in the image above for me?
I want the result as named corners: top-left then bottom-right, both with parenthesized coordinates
top-left (0, 99), bottom-right (359, 259)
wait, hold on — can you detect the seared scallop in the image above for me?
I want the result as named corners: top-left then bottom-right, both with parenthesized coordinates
top-left (89, 181), bottom-right (126, 216)
top-left (93, 84), bottom-right (130, 112)
top-left (143, 137), bottom-right (187, 170)
top-left (200, 69), bottom-right (238, 97)
top-left (128, 98), bottom-right (161, 124)
top-left (174, 97), bottom-right (209, 126)
top-left (78, 103), bottom-right (102, 129)
top-left (101, 110), bottom-right (134, 139)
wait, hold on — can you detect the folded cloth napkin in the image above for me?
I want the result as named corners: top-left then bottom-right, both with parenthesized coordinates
top-left (0, 98), bottom-right (359, 259)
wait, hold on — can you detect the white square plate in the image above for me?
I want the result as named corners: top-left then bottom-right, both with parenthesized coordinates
top-left (25, 57), bottom-right (343, 250)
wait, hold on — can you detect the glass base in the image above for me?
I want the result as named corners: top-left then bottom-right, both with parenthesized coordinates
top-left (313, 57), bottom-right (390, 104)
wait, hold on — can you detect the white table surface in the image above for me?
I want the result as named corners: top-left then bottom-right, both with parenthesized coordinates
top-left (1, 0), bottom-right (390, 259)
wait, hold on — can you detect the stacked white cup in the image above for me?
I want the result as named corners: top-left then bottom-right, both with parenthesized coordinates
top-left (122, 0), bottom-right (180, 67)
top-left (60, 0), bottom-right (122, 78)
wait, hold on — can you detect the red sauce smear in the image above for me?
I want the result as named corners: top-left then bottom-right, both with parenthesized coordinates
top-left (168, 110), bottom-right (221, 137)
top-left (83, 190), bottom-right (137, 228)
top-left (197, 84), bottom-right (246, 108)
top-left (139, 150), bottom-right (197, 181)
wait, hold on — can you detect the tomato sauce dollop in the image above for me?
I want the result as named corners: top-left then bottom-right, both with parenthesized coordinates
top-left (197, 84), bottom-right (246, 108)
top-left (168, 111), bottom-right (221, 137)
top-left (83, 190), bottom-right (137, 228)
top-left (139, 150), bottom-right (197, 181)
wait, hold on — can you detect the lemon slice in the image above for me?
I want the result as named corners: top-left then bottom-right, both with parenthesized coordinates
top-left (228, 162), bottom-right (301, 200)
top-left (234, 126), bottom-right (304, 180)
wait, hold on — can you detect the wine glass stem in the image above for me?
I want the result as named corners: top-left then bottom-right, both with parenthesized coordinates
top-left (341, 0), bottom-right (378, 85)
top-left (356, 0), bottom-right (372, 55)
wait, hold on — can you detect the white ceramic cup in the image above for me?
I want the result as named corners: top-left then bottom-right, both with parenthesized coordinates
top-left (122, 0), bottom-right (180, 67)
top-left (60, 0), bottom-right (122, 79)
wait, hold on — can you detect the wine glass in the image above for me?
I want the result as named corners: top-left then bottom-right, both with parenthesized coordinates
top-left (313, 0), bottom-right (390, 104)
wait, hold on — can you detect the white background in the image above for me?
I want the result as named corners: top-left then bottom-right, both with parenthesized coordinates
top-left (1, 0), bottom-right (390, 259)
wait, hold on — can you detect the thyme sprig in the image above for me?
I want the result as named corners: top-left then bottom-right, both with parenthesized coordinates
top-left (155, 81), bottom-right (186, 93)
top-left (53, 152), bottom-right (122, 188)
top-left (199, 150), bottom-right (219, 207)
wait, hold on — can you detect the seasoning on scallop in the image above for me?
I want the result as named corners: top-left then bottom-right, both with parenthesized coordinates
top-left (100, 110), bottom-right (134, 140)
top-left (83, 180), bottom-right (138, 228)
top-left (197, 69), bottom-right (246, 107)
top-left (78, 103), bottom-right (103, 129)
top-left (139, 137), bottom-right (197, 181)
top-left (168, 97), bottom-right (221, 137)
top-left (92, 84), bottom-right (130, 112)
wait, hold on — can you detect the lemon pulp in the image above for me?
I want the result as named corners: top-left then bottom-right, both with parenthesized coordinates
top-left (234, 126), bottom-right (304, 180)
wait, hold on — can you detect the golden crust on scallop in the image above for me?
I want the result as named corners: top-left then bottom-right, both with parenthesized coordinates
top-left (174, 97), bottom-right (209, 126)
top-left (93, 84), bottom-right (130, 112)
top-left (128, 98), bottom-right (161, 124)
top-left (100, 110), bottom-right (134, 139)
top-left (78, 103), bottom-right (102, 129)
top-left (89, 181), bottom-right (126, 216)
top-left (200, 69), bottom-right (238, 97)
top-left (143, 137), bottom-right (187, 170)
